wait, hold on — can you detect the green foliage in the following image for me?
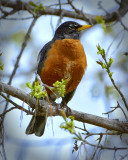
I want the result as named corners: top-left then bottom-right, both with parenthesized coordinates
top-left (108, 57), bottom-right (114, 67)
top-left (96, 44), bottom-right (114, 79)
top-left (97, 44), bottom-right (105, 57)
top-left (26, 78), bottom-right (68, 99)
top-left (29, 1), bottom-right (45, 13)
top-left (26, 80), bottom-right (47, 99)
top-left (108, 72), bottom-right (113, 79)
top-left (96, 16), bottom-right (106, 32)
top-left (60, 113), bottom-right (84, 153)
top-left (0, 53), bottom-right (4, 71)
top-left (52, 78), bottom-right (69, 97)
top-left (96, 60), bottom-right (106, 69)
top-left (60, 113), bottom-right (75, 134)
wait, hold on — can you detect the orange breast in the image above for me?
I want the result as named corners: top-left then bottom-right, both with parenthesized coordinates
top-left (40, 39), bottom-right (87, 97)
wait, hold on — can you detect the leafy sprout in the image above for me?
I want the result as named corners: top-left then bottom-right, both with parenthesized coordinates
top-left (29, 1), bottom-right (45, 13)
top-left (96, 44), bottom-right (113, 79)
top-left (96, 16), bottom-right (106, 32)
top-left (26, 80), bottom-right (47, 99)
top-left (60, 111), bottom-right (75, 134)
top-left (0, 53), bottom-right (4, 71)
top-left (52, 78), bottom-right (70, 97)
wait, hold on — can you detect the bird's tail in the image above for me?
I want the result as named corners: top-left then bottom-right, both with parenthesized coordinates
top-left (25, 115), bottom-right (47, 137)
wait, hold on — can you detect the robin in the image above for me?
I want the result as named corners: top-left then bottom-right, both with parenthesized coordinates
top-left (26, 21), bottom-right (91, 136)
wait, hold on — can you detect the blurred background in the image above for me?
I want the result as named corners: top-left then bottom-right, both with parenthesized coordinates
top-left (0, 0), bottom-right (128, 159)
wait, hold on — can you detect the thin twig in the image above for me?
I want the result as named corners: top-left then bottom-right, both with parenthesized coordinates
top-left (0, 125), bottom-right (7, 160)
top-left (0, 93), bottom-right (34, 116)
top-left (0, 18), bottom-right (38, 147)
top-left (50, 16), bottom-right (55, 36)
top-left (67, 0), bottom-right (80, 14)
top-left (82, 138), bottom-right (128, 150)
top-left (67, 0), bottom-right (93, 24)
top-left (48, 2), bottom-right (69, 7)
top-left (119, 153), bottom-right (128, 160)
top-left (98, 1), bottom-right (110, 14)
top-left (75, 126), bottom-right (122, 136)
top-left (74, 131), bottom-right (128, 151)
top-left (0, 106), bottom-right (17, 117)
top-left (56, 0), bottom-right (64, 28)
top-left (3, 17), bottom-right (37, 118)
top-left (91, 134), bottom-right (103, 160)
top-left (0, 8), bottom-right (17, 19)
top-left (111, 30), bottom-right (125, 55)
top-left (102, 52), bottom-right (128, 111)
top-left (117, 101), bottom-right (128, 120)
top-left (103, 106), bottom-right (119, 118)
top-left (8, 17), bottom-right (37, 85)
top-left (106, 29), bottom-right (124, 56)
top-left (110, 75), bottom-right (128, 111)
top-left (1, 16), bottom-right (33, 20)
top-left (116, 11), bottom-right (128, 31)
top-left (115, 0), bottom-right (121, 5)
top-left (2, 66), bottom-right (36, 78)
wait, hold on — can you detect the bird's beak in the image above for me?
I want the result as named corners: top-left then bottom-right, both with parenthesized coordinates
top-left (77, 24), bottom-right (92, 31)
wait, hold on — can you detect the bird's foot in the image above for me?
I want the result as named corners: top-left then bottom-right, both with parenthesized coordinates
top-left (60, 100), bottom-right (71, 115)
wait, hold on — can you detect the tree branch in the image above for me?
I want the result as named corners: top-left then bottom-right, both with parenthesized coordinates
top-left (1, 0), bottom-right (128, 24)
top-left (0, 93), bottom-right (34, 116)
top-left (0, 81), bottom-right (128, 133)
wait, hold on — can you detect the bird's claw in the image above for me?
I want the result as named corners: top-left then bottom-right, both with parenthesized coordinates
top-left (60, 101), bottom-right (71, 115)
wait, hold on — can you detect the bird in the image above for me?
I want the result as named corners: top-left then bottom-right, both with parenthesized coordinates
top-left (26, 21), bottom-right (91, 137)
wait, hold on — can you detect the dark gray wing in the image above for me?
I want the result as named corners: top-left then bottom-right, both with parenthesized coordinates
top-left (37, 40), bottom-right (53, 75)
top-left (62, 89), bottom-right (76, 104)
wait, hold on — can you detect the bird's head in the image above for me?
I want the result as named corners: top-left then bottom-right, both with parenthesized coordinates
top-left (53, 21), bottom-right (91, 40)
